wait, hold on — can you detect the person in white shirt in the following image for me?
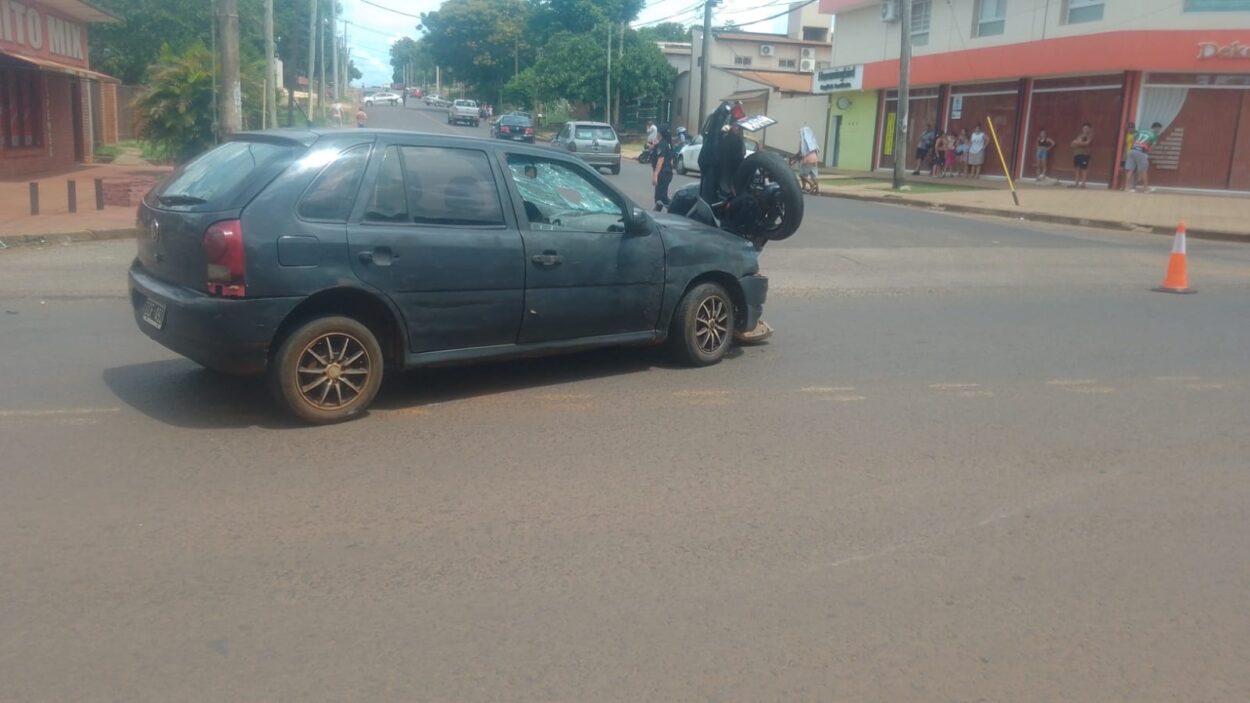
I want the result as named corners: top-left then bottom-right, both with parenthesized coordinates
top-left (968, 123), bottom-right (988, 179)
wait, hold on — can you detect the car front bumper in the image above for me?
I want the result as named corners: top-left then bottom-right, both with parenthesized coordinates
top-left (739, 273), bottom-right (768, 331)
top-left (128, 263), bottom-right (301, 375)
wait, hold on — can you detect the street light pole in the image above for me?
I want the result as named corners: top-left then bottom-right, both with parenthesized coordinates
top-left (892, 0), bottom-right (912, 190)
top-left (264, 0), bottom-right (276, 129)
top-left (330, 0), bottom-right (339, 102)
top-left (216, 0), bottom-right (241, 135)
top-left (606, 23), bottom-right (612, 124)
top-left (306, 0), bottom-right (316, 126)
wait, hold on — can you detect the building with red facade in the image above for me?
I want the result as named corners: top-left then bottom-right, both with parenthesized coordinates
top-left (0, 0), bottom-right (119, 178)
top-left (822, 0), bottom-right (1250, 192)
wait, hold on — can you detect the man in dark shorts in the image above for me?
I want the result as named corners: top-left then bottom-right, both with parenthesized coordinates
top-left (913, 124), bottom-right (938, 176)
top-left (1070, 122), bottom-right (1093, 188)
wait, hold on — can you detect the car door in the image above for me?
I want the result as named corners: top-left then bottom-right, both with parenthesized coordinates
top-left (346, 140), bottom-right (525, 354)
top-left (500, 153), bottom-right (664, 344)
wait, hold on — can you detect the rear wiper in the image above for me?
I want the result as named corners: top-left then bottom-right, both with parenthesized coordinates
top-left (158, 194), bottom-right (208, 206)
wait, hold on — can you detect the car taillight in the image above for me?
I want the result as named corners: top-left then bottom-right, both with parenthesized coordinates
top-left (501, 126), bottom-right (510, 133)
top-left (524, 127), bottom-right (534, 136)
top-left (203, 219), bottom-right (246, 298)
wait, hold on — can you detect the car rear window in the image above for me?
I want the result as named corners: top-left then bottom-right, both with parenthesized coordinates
top-left (500, 116), bottom-right (530, 127)
top-left (574, 126), bottom-right (616, 141)
top-left (150, 140), bottom-right (296, 208)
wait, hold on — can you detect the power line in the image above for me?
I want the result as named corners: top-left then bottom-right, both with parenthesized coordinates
top-left (634, 0), bottom-right (705, 28)
top-left (728, 0), bottom-right (818, 30)
top-left (357, 0), bottom-right (424, 19)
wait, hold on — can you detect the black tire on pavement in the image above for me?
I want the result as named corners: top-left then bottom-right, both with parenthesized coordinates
top-left (269, 316), bottom-right (385, 425)
top-left (669, 282), bottom-right (736, 367)
top-left (732, 151), bottom-right (805, 241)
top-left (610, 163), bottom-right (621, 175)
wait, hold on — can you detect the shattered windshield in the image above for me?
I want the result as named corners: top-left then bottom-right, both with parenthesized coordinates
top-left (506, 157), bottom-right (624, 232)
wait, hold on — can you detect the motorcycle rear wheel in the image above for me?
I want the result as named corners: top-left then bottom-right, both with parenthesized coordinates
top-left (732, 151), bottom-right (804, 241)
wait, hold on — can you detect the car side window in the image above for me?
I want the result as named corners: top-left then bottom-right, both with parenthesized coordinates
top-left (363, 146), bottom-right (408, 223)
top-left (399, 146), bottom-right (504, 227)
top-left (297, 144), bottom-right (369, 222)
top-left (506, 156), bottom-right (625, 234)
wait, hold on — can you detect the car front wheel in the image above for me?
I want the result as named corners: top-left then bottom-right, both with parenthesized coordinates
top-left (270, 316), bottom-right (384, 424)
top-left (669, 282), bottom-right (736, 366)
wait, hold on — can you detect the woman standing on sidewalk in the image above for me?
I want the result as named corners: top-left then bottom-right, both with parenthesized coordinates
top-left (651, 127), bottom-right (674, 211)
top-left (968, 124), bottom-right (987, 178)
top-left (1035, 129), bottom-right (1057, 181)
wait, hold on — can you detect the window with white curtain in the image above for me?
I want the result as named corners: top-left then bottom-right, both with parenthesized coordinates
top-left (911, 0), bottom-right (932, 46)
top-left (976, 0), bottom-right (1007, 36)
top-left (1066, 0), bottom-right (1105, 24)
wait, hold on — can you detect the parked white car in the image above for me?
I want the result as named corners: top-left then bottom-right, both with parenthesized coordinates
top-left (674, 136), bottom-right (758, 176)
top-left (363, 92), bottom-right (400, 107)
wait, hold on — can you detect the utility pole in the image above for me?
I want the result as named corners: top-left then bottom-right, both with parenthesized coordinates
top-left (605, 23), bottom-right (612, 124)
top-left (697, 0), bottom-right (717, 131)
top-left (613, 21), bottom-right (622, 127)
top-left (341, 21), bottom-right (349, 92)
top-left (217, 0), bottom-right (241, 135)
top-left (330, 0), bottom-right (339, 102)
top-left (892, 0), bottom-right (913, 190)
top-left (436, 65), bottom-right (441, 98)
top-left (318, 16), bottom-right (327, 120)
top-left (306, 0), bottom-right (316, 125)
top-left (264, 0), bottom-right (277, 129)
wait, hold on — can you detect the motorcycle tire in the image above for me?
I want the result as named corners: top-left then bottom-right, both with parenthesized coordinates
top-left (732, 151), bottom-right (804, 241)
top-left (637, 150), bottom-right (653, 165)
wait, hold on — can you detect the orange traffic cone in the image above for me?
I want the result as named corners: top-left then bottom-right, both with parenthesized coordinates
top-left (1153, 222), bottom-right (1196, 294)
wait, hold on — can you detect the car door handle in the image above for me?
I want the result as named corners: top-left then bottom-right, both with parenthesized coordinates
top-left (531, 252), bottom-right (562, 267)
top-left (360, 248), bottom-right (398, 266)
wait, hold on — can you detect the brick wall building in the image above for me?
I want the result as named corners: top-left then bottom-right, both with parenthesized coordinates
top-left (0, 0), bottom-right (120, 178)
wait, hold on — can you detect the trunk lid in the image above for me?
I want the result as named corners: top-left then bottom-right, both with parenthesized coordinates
top-left (134, 133), bottom-right (310, 290)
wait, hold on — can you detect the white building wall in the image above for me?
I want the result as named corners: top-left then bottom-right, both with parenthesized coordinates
top-left (832, 0), bottom-right (1250, 66)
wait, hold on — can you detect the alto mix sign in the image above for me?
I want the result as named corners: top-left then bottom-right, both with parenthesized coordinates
top-left (0, 0), bottom-right (87, 62)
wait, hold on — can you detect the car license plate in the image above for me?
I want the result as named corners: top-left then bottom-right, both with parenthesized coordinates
top-left (512, 135), bottom-right (524, 140)
top-left (142, 298), bottom-right (166, 330)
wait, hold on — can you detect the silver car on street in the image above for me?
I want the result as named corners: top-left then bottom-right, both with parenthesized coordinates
top-left (552, 121), bottom-right (621, 175)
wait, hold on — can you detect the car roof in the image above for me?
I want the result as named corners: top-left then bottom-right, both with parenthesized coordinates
top-left (288, 129), bottom-right (584, 160)
top-left (568, 121), bottom-right (613, 128)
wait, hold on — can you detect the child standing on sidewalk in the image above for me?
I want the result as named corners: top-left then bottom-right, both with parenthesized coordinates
top-left (1035, 128), bottom-right (1057, 181)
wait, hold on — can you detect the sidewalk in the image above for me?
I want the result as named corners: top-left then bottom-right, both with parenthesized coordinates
top-left (815, 171), bottom-right (1250, 241)
top-left (0, 161), bottom-right (172, 245)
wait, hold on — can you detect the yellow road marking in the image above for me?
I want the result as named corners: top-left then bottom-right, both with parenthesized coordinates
top-left (1045, 379), bottom-right (1098, 387)
top-left (0, 407), bottom-right (119, 417)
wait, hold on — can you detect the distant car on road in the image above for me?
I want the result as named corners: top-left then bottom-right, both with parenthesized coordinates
top-left (408, 87), bottom-right (423, 98)
top-left (448, 99), bottom-right (480, 127)
top-left (424, 94), bottom-right (449, 107)
top-left (552, 121), bottom-right (621, 175)
top-left (363, 92), bottom-right (400, 107)
top-left (127, 130), bottom-right (767, 423)
top-left (674, 136), bottom-right (757, 176)
top-left (493, 114), bottom-right (535, 143)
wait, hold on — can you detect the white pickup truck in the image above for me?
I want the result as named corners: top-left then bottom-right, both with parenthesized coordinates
top-left (447, 99), bottom-right (480, 127)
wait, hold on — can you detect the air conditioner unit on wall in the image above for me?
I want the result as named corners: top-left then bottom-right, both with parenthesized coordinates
top-left (760, 44), bottom-right (775, 56)
top-left (800, 47), bottom-right (815, 59)
top-left (882, 0), bottom-right (900, 23)
top-left (799, 58), bottom-right (815, 72)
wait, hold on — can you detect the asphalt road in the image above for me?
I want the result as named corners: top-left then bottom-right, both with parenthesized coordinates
top-left (1, 103), bottom-right (1249, 702)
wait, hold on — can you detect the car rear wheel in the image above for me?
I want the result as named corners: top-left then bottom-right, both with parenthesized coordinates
top-left (610, 163), bottom-right (620, 175)
top-left (669, 282), bottom-right (736, 366)
top-left (270, 316), bottom-right (384, 424)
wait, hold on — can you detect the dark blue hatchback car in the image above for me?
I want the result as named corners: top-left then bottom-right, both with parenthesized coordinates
top-left (129, 129), bottom-right (767, 423)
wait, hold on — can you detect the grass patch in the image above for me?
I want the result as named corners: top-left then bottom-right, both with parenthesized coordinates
top-left (868, 181), bottom-right (983, 194)
top-left (93, 143), bottom-right (121, 162)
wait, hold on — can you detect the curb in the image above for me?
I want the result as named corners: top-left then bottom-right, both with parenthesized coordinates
top-left (813, 189), bottom-right (1250, 244)
top-left (0, 228), bottom-right (139, 249)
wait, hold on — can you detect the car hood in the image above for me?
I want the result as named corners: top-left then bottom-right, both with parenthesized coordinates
top-left (651, 212), bottom-right (760, 276)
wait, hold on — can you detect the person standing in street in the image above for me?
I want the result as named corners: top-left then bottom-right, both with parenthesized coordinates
top-left (1124, 122), bottom-right (1162, 192)
top-left (931, 130), bottom-right (947, 177)
top-left (652, 126), bottom-right (674, 211)
top-left (913, 124), bottom-right (938, 176)
top-left (1035, 128), bottom-right (1057, 181)
top-left (797, 125), bottom-right (821, 192)
top-left (1069, 122), bottom-right (1094, 189)
top-left (968, 123), bottom-right (987, 178)
top-left (355, 107), bottom-right (368, 128)
top-left (645, 120), bottom-right (659, 150)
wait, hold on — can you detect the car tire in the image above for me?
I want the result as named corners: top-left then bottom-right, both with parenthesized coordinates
top-left (675, 155), bottom-right (686, 176)
top-left (669, 282), bottom-right (736, 367)
top-left (270, 316), bottom-right (384, 425)
top-left (732, 151), bottom-right (805, 241)
top-left (610, 163), bottom-right (621, 175)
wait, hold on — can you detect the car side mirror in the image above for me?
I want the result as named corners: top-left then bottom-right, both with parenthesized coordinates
top-left (627, 207), bottom-right (652, 235)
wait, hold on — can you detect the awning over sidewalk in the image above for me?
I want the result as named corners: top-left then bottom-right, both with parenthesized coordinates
top-left (725, 70), bottom-right (815, 94)
top-left (0, 50), bottom-right (119, 83)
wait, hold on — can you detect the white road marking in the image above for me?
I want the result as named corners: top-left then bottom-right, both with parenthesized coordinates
top-left (801, 386), bottom-right (857, 393)
top-left (928, 383), bottom-right (980, 390)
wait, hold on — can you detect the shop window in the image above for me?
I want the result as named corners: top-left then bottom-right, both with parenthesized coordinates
top-left (975, 0), bottom-right (1007, 36)
top-left (0, 69), bottom-right (45, 149)
top-left (734, 55), bottom-right (753, 66)
top-left (1065, 0), bottom-right (1104, 23)
top-left (1184, 0), bottom-right (1250, 8)
top-left (779, 59), bottom-right (797, 68)
top-left (802, 27), bottom-right (828, 42)
top-left (911, 1), bottom-right (932, 46)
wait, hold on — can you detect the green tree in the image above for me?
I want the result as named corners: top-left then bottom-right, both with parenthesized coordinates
top-left (637, 22), bottom-right (691, 43)
top-left (418, 0), bottom-right (531, 97)
top-left (132, 43), bottom-right (217, 163)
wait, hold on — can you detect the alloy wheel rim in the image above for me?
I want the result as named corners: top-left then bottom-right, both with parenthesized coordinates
top-left (296, 333), bottom-right (371, 410)
top-left (694, 295), bottom-right (729, 354)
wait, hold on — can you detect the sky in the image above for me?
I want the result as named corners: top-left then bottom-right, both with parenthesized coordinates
top-left (341, 0), bottom-right (799, 88)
